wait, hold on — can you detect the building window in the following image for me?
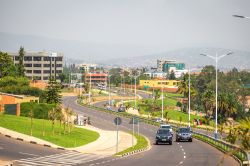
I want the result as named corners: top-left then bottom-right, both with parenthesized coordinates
top-left (33, 70), bottom-right (41, 74)
top-left (56, 57), bottom-right (63, 61)
top-left (33, 57), bottom-right (41, 61)
top-left (26, 70), bottom-right (32, 73)
top-left (33, 76), bottom-right (41, 80)
top-left (56, 64), bottom-right (62, 67)
top-left (33, 64), bottom-right (41, 67)
top-left (15, 56), bottom-right (19, 61)
top-left (56, 70), bottom-right (62, 73)
top-left (43, 77), bottom-right (49, 80)
top-left (43, 64), bottom-right (50, 67)
top-left (24, 64), bottom-right (32, 67)
top-left (24, 56), bottom-right (32, 61)
top-left (43, 70), bottom-right (51, 74)
top-left (43, 57), bottom-right (51, 61)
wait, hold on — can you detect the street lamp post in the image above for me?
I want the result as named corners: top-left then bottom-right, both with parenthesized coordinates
top-left (232, 15), bottom-right (250, 19)
top-left (201, 52), bottom-right (233, 139)
top-left (134, 76), bottom-right (137, 108)
top-left (88, 73), bottom-right (92, 105)
top-left (161, 85), bottom-right (164, 120)
top-left (188, 67), bottom-right (191, 128)
top-left (109, 74), bottom-right (111, 106)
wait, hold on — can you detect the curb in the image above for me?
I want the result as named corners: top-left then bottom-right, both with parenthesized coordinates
top-left (120, 147), bottom-right (149, 157)
top-left (119, 135), bottom-right (152, 158)
top-left (0, 132), bottom-right (66, 151)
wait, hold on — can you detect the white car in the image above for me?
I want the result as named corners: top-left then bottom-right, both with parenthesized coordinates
top-left (160, 124), bottom-right (173, 135)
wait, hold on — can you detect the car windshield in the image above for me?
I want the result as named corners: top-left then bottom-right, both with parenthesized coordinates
top-left (179, 128), bottom-right (190, 133)
top-left (157, 129), bottom-right (170, 135)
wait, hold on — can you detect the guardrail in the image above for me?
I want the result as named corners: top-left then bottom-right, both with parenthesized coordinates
top-left (193, 132), bottom-right (249, 166)
top-left (81, 102), bottom-right (250, 165)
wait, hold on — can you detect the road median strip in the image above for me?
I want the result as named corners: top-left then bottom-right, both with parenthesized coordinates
top-left (116, 133), bottom-right (150, 157)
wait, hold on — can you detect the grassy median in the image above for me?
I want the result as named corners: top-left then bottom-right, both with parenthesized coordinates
top-left (0, 114), bottom-right (99, 148)
top-left (116, 133), bottom-right (149, 156)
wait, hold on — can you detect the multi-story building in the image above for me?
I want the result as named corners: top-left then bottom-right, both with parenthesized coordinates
top-left (84, 73), bottom-right (108, 85)
top-left (8, 51), bottom-right (63, 82)
top-left (139, 79), bottom-right (180, 89)
top-left (78, 64), bottom-right (97, 73)
top-left (157, 59), bottom-right (176, 72)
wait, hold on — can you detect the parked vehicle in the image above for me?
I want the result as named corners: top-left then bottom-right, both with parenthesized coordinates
top-left (155, 128), bottom-right (173, 145)
top-left (176, 127), bottom-right (192, 142)
top-left (160, 124), bottom-right (173, 135)
top-left (154, 118), bottom-right (163, 123)
top-left (118, 105), bottom-right (126, 112)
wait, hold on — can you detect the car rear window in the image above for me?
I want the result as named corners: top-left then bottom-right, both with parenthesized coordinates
top-left (161, 126), bottom-right (170, 129)
top-left (157, 129), bottom-right (170, 135)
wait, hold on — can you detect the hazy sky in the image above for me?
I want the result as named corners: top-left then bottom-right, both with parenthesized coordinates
top-left (1, 0), bottom-right (250, 56)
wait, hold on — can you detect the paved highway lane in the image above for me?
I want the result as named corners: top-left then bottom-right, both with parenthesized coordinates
top-left (0, 134), bottom-right (63, 161)
top-left (63, 96), bottom-right (239, 166)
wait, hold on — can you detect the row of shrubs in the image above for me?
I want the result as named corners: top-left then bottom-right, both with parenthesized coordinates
top-left (20, 102), bottom-right (55, 120)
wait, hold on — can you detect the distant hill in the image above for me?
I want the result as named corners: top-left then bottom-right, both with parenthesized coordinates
top-left (0, 32), bottom-right (249, 70)
top-left (99, 48), bottom-right (250, 70)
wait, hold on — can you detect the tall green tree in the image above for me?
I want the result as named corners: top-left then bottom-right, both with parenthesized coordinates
top-left (17, 47), bottom-right (25, 77)
top-left (0, 52), bottom-right (17, 77)
top-left (169, 70), bottom-right (176, 80)
top-left (45, 77), bottom-right (62, 104)
top-left (178, 73), bottom-right (189, 97)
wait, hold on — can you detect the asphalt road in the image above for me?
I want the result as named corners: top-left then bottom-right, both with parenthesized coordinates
top-left (63, 96), bottom-right (239, 166)
top-left (0, 134), bottom-right (63, 161)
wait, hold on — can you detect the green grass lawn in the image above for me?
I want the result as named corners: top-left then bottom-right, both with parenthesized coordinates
top-left (116, 133), bottom-right (148, 156)
top-left (154, 110), bottom-right (201, 123)
top-left (0, 114), bottom-right (99, 148)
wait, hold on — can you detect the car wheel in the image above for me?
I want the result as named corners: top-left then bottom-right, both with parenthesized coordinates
top-left (169, 141), bottom-right (172, 145)
top-left (155, 141), bottom-right (158, 145)
top-left (176, 138), bottom-right (178, 142)
top-left (189, 139), bottom-right (192, 142)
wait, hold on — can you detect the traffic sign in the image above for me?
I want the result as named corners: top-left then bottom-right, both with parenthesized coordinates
top-left (114, 117), bottom-right (122, 125)
top-left (130, 117), bottom-right (139, 124)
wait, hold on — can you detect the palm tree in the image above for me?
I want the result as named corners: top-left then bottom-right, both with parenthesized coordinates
top-left (201, 89), bottom-right (215, 117)
top-left (178, 73), bottom-right (190, 97)
top-left (48, 107), bottom-right (58, 135)
top-left (164, 111), bottom-right (169, 123)
top-left (236, 117), bottom-right (250, 150)
top-left (67, 108), bottom-right (75, 133)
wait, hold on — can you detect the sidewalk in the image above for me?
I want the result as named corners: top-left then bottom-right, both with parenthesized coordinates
top-left (71, 125), bottom-right (137, 155)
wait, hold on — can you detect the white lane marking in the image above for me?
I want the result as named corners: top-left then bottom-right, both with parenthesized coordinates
top-left (177, 143), bottom-right (179, 144)
top-left (19, 152), bottom-right (39, 157)
top-left (183, 152), bottom-right (186, 155)
top-left (179, 161), bottom-right (183, 165)
top-left (180, 145), bottom-right (182, 148)
top-left (184, 156), bottom-right (186, 159)
top-left (0, 146), bottom-right (3, 150)
top-left (182, 149), bottom-right (184, 151)
top-left (15, 152), bottom-right (107, 166)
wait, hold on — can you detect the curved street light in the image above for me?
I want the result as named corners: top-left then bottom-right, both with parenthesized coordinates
top-left (200, 52), bottom-right (233, 139)
top-left (232, 15), bottom-right (250, 19)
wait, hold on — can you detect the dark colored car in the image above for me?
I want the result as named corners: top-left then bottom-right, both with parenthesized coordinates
top-left (155, 128), bottom-right (173, 145)
top-left (176, 127), bottom-right (192, 142)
